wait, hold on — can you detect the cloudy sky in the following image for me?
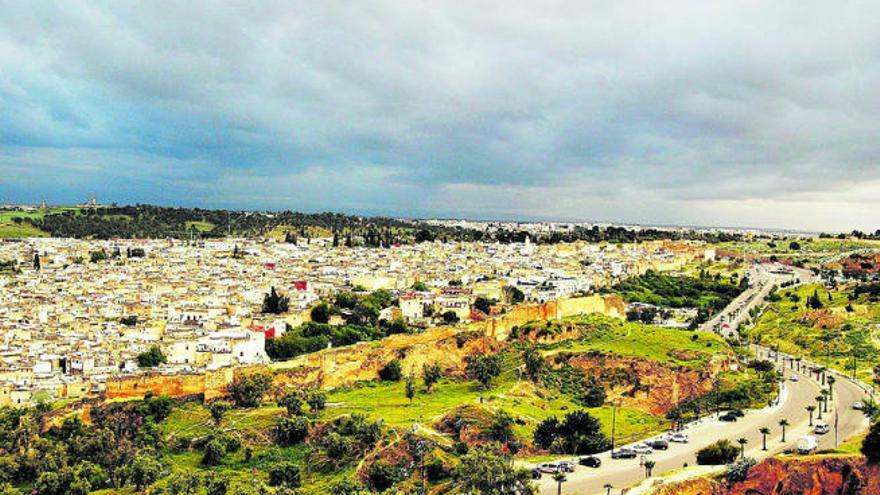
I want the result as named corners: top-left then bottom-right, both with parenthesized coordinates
top-left (1, 1), bottom-right (879, 231)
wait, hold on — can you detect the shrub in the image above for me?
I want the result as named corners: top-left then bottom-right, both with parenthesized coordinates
top-left (136, 346), bottom-right (167, 368)
top-left (378, 359), bottom-right (403, 381)
top-left (486, 410), bottom-right (514, 443)
top-left (310, 302), bottom-right (332, 324)
top-left (425, 458), bottom-right (449, 482)
top-left (279, 393), bottom-right (304, 416)
top-left (862, 421), bottom-right (880, 463)
top-left (532, 410), bottom-right (610, 455)
top-left (726, 457), bottom-right (756, 484)
top-left (305, 389), bottom-right (327, 412)
top-left (696, 439), bottom-right (739, 465)
top-left (268, 462), bottom-right (301, 488)
top-left (366, 460), bottom-right (401, 492)
top-left (275, 416), bottom-right (310, 445)
top-left (466, 354), bottom-right (502, 389)
top-left (579, 383), bottom-right (606, 408)
top-left (202, 438), bottom-right (227, 466)
top-left (227, 372), bottom-right (273, 408)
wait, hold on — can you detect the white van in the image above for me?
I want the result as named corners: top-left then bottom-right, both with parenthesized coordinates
top-left (814, 421), bottom-right (830, 435)
top-left (797, 435), bottom-right (818, 454)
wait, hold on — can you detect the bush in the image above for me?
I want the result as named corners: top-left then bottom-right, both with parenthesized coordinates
top-left (310, 302), bottom-right (332, 324)
top-left (227, 372), bottom-right (273, 408)
top-left (486, 410), bottom-right (514, 443)
top-left (579, 383), bottom-right (606, 408)
top-left (275, 416), bottom-right (310, 445)
top-left (136, 346), bottom-right (167, 368)
top-left (862, 421), bottom-right (880, 463)
top-left (696, 439), bottom-right (739, 465)
top-left (726, 457), bottom-right (756, 484)
top-left (279, 393), bottom-right (304, 416)
top-left (532, 410), bottom-right (609, 454)
top-left (305, 389), bottom-right (327, 412)
top-left (202, 438), bottom-right (227, 466)
top-left (466, 354), bottom-right (502, 389)
top-left (365, 460), bottom-right (401, 492)
top-left (268, 462), bottom-right (301, 488)
top-left (378, 359), bottom-right (403, 381)
top-left (425, 458), bottom-right (449, 482)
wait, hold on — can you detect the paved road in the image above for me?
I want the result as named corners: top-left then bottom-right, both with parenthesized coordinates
top-left (536, 265), bottom-right (868, 495)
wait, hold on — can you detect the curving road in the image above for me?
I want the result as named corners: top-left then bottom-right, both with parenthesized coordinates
top-left (536, 265), bottom-right (870, 495)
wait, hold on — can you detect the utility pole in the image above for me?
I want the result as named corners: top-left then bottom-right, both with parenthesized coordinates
top-left (610, 401), bottom-right (617, 455)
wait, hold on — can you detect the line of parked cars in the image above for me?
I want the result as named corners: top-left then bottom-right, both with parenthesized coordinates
top-left (532, 431), bottom-right (691, 479)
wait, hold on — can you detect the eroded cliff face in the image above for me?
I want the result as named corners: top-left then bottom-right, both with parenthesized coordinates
top-left (646, 456), bottom-right (880, 495)
top-left (548, 352), bottom-right (728, 415)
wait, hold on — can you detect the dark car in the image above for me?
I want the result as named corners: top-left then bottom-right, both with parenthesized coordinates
top-left (531, 468), bottom-right (542, 480)
top-left (648, 440), bottom-right (669, 450)
top-left (611, 448), bottom-right (637, 459)
top-left (579, 455), bottom-right (601, 468)
top-left (728, 409), bottom-right (745, 417)
top-left (719, 412), bottom-right (738, 422)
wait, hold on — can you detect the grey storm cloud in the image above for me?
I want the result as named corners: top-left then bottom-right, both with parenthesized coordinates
top-left (1, 0), bottom-right (879, 230)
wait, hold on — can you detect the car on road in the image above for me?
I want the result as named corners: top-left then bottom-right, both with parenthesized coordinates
top-left (647, 439), bottom-right (669, 450)
top-left (578, 456), bottom-right (601, 468)
top-left (611, 448), bottom-right (637, 459)
top-left (669, 433), bottom-right (689, 443)
top-left (814, 421), bottom-right (830, 435)
top-left (728, 409), bottom-right (745, 418)
top-left (632, 444), bottom-right (654, 455)
top-left (719, 412), bottom-right (739, 422)
top-left (853, 401), bottom-right (864, 410)
top-left (531, 468), bottom-right (542, 480)
top-left (557, 461), bottom-right (575, 473)
top-left (797, 435), bottom-right (818, 454)
top-left (538, 462), bottom-right (561, 474)
top-left (790, 375), bottom-right (799, 382)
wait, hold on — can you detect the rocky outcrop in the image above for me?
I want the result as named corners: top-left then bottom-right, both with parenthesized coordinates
top-left (646, 455), bottom-right (880, 495)
top-left (548, 352), bottom-right (728, 415)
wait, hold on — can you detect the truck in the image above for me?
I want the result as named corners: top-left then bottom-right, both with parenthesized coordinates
top-left (797, 435), bottom-right (818, 454)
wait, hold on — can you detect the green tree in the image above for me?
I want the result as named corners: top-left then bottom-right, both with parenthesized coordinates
top-left (305, 389), bottom-right (327, 413)
top-left (128, 454), bottom-right (163, 491)
top-left (227, 372), bottom-right (272, 408)
top-left (523, 346), bottom-right (544, 382)
top-left (310, 302), bottom-right (331, 324)
top-left (644, 459), bottom-right (656, 477)
top-left (366, 460), bottom-right (401, 492)
top-left (467, 354), bottom-right (502, 390)
top-left (279, 393), bottom-right (304, 416)
top-left (422, 363), bottom-right (442, 392)
top-left (806, 405), bottom-right (816, 426)
top-left (33, 253), bottom-right (40, 270)
top-left (696, 439), bottom-right (739, 465)
top-left (202, 438), bottom-right (227, 466)
top-left (552, 472), bottom-right (567, 495)
top-left (379, 359), bottom-right (403, 381)
top-left (487, 410), bottom-right (515, 443)
top-left (862, 421), bottom-right (880, 463)
top-left (441, 311), bottom-right (460, 323)
top-left (262, 287), bottom-right (290, 314)
top-left (136, 345), bottom-right (167, 368)
top-left (759, 427), bottom-right (770, 450)
top-left (275, 416), bottom-right (310, 446)
top-left (453, 447), bottom-right (534, 494)
top-left (405, 374), bottom-right (416, 403)
top-left (268, 462), bottom-right (301, 488)
top-left (209, 401), bottom-right (230, 425)
top-left (737, 438), bottom-right (748, 458)
top-left (778, 419), bottom-right (789, 442)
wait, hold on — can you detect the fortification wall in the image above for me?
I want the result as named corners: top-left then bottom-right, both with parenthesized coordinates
top-left (106, 295), bottom-right (625, 401)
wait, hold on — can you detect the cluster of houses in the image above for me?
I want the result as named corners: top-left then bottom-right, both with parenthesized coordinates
top-left (0, 235), bottom-right (714, 407)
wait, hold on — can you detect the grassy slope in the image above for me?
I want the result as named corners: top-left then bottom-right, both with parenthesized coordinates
top-left (540, 314), bottom-right (731, 368)
top-left (750, 283), bottom-right (880, 382)
top-left (0, 207), bottom-right (82, 238)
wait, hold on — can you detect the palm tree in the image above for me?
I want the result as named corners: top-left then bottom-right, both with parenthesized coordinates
top-left (644, 459), bottom-right (656, 478)
top-left (806, 405), bottom-right (816, 426)
top-left (759, 427), bottom-right (771, 450)
top-left (552, 472), bottom-right (567, 495)
top-left (827, 375), bottom-right (836, 400)
top-left (821, 388), bottom-right (830, 413)
top-left (737, 437), bottom-right (748, 458)
top-left (778, 418), bottom-right (789, 442)
top-left (815, 396), bottom-right (824, 420)
top-left (819, 366), bottom-right (828, 385)
top-left (604, 484), bottom-right (613, 495)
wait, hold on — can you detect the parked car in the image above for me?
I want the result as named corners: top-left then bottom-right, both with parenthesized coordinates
top-left (557, 461), bottom-right (575, 473)
top-left (719, 412), bottom-right (739, 422)
top-left (790, 375), bottom-right (799, 382)
top-left (538, 462), bottom-right (560, 474)
top-left (632, 444), bottom-right (653, 455)
top-left (648, 439), bottom-right (669, 450)
top-left (814, 421), bottom-right (830, 435)
top-left (579, 456), bottom-right (601, 468)
top-left (728, 409), bottom-right (745, 418)
top-left (611, 448), bottom-right (637, 459)
top-left (853, 401), bottom-right (864, 410)
top-left (669, 433), bottom-right (689, 443)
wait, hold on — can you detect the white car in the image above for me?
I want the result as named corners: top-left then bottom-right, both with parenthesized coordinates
top-left (814, 422), bottom-right (830, 435)
top-left (790, 375), bottom-right (799, 382)
top-left (669, 433), bottom-right (689, 443)
top-left (853, 401), bottom-right (864, 410)
top-left (632, 444), bottom-right (653, 455)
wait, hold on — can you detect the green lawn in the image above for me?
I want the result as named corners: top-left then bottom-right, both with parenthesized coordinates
top-left (185, 221), bottom-right (216, 232)
top-left (0, 222), bottom-right (48, 238)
